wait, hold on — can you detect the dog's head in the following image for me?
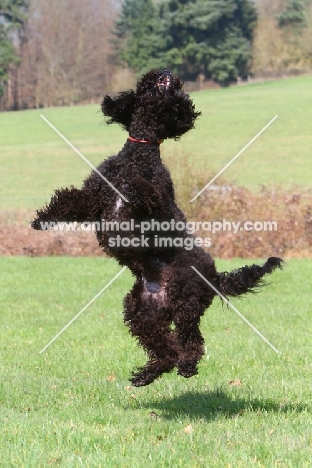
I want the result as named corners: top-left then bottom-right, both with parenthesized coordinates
top-left (101, 69), bottom-right (201, 141)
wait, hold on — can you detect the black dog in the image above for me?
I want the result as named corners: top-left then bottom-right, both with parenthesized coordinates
top-left (32, 69), bottom-right (283, 386)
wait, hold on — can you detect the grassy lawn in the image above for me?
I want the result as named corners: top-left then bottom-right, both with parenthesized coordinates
top-left (0, 257), bottom-right (311, 467)
top-left (0, 75), bottom-right (312, 210)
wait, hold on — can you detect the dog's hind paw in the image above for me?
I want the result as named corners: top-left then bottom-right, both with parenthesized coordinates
top-left (130, 367), bottom-right (159, 387)
top-left (131, 374), bottom-right (156, 387)
top-left (130, 359), bottom-right (175, 386)
top-left (177, 360), bottom-right (198, 379)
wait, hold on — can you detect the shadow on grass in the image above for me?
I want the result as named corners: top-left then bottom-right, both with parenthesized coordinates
top-left (129, 390), bottom-right (310, 421)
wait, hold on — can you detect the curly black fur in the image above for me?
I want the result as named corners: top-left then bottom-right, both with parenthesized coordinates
top-left (217, 257), bottom-right (284, 297)
top-left (32, 69), bottom-right (283, 386)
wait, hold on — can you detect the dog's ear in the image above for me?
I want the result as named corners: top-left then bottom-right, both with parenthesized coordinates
top-left (101, 90), bottom-right (136, 130)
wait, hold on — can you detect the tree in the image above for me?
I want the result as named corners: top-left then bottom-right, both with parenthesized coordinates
top-left (113, 0), bottom-right (159, 74)
top-left (0, 0), bottom-right (29, 100)
top-left (15, 0), bottom-right (118, 109)
top-left (113, 0), bottom-right (258, 85)
top-left (251, 0), bottom-right (312, 78)
top-left (276, 0), bottom-right (309, 34)
top-left (0, 29), bottom-right (18, 97)
top-left (158, 0), bottom-right (258, 83)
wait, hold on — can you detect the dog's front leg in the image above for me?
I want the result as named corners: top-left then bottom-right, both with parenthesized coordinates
top-left (31, 186), bottom-right (98, 230)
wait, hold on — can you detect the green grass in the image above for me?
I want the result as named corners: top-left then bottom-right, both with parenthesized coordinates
top-left (0, 75), bottom-right (312, 210)
top-left (0, 257), bottom-right (311, 467)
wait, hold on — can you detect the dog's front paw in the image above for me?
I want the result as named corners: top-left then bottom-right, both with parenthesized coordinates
top-left (31, 218), bottom-right (42, 230)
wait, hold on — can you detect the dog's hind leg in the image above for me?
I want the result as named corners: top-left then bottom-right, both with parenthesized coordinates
top-left (123, 283), bottom-right (177, 387)
top-left (173, 310), bottom-right (205, 379)
top-left (128, 312), bottom-right (177, 387)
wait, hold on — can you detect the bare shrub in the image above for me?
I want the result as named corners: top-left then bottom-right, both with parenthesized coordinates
top-left (17, 0), bottom-right (118, 109)
top-left (1, 157), bottom-right (311, 258)
top-left (164, 150), bottom-right (312, 258)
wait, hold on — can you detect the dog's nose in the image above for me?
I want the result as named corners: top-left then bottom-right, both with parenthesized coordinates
top-left (156, 70), bottom-right (173, 93)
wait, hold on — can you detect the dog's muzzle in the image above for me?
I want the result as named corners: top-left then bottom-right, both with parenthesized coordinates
top-left (156, 70), bottom-right (173, 94)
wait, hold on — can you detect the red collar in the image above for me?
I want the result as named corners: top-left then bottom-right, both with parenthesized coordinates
top-left (128, 136), bottom-right (163, 145)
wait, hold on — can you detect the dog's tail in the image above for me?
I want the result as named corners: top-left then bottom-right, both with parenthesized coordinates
top-left (216, 257), bottom-right (284, 298)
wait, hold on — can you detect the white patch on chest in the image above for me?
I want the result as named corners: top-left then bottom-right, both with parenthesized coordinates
top-left (114, 197), bottom-right (123, 214)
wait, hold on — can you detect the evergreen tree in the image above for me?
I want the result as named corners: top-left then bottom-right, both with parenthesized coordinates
top-left (156, 0), bottom-right (257, 84)
top-left (113, 0), bottom-right (159, 75)
top-left (0, 29), bottom-right (18, 97)
top-left (114, 0), bottom-right (258, 85)
top-left (0, 0), bottom-right (29, 97)
top-left (276, 0), bottom-right (309, 34)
